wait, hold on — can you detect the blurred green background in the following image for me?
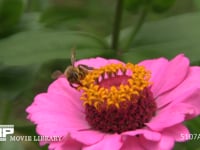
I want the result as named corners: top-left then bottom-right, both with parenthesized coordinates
top-left (0, 0), bottom-right (200, 149)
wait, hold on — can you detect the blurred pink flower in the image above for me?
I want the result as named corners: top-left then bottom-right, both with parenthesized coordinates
top-left (26, 54), bottom-right (200, 150)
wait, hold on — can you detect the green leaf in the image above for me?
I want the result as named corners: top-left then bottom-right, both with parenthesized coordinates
top-left (19, 13), bottom-right (44, 31)
top-left (0, 140), bottom-right (24, 150)
top-left (0, 29), bottom-right (111, 105)
top-left (121, 12), bottom-right (200, 63)
top-left (193, 0), bottom-right (200, 10)
top-left (40, 4), bottom-right (88, 27)
top-left (0, 30), bottom-right (108, 66)
top-left (124, 0), bottom-right (143, 13)
top-left (0, 65), bottom-right (38, 100)
top-left (152, 0), bottom-right (176, 13)
top-left (0, 0), bottom-right (24, 37)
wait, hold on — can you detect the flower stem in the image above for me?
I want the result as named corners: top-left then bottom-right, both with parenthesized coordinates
top-left (124, 5), bottom-right (149, 50)
top-left (111, 0), bottom-right (124, 52)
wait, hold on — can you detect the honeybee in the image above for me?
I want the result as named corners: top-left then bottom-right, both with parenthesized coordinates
top-left (52, 48), bottom-right (93, 88)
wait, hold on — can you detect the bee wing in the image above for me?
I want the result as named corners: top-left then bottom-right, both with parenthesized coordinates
top-left (71, 48), bottom-right (76, 66)
top-left (51, 70), bottom-right (63, 79)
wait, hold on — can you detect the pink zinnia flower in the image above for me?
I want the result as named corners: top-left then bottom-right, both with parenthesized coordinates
top-left (26, 54), bottom-right (200, 150)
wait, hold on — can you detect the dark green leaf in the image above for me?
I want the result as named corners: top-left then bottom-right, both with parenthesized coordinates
top-left (0, 65), bottom-right (38, 100)
top-left (0, 0), bottom-right (24, 37)
top-left (0, 140), bottom-right (24, 150)
top-left (0, 30), bottom-right (108, 66)
top-left (193, 0), bottom-right (200, 10)
top-left (152, 0), bottom-right (176, 13)
top-left (124, 0), bottom-right (143, 13)
top-left (19, 13), bottom-right (43, 31)
top-left (121, 12), bottom-right (200, 63)
top-left (40, 4), bottom-right (88, 27)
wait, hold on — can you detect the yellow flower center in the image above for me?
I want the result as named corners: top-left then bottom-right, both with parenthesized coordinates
top-left (79, 63), bottom-right (151, 110)
top-left (77, 62), bottom-right (156, 133)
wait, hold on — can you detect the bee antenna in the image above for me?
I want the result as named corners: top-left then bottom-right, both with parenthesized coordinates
top-left (71, 47), bottom-right (76, 66)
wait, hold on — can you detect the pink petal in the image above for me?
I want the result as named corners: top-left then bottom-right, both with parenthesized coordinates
top-left (122, 125), bottom-right (188, 150)
top-left (26, 78), bottom-right (90, 137)
top-left (139, 57), bottom-right (168, 96)
top-left (82, 134), bottom-right (122, 150)
top-left (139, 54), bottom-right (189, 97)
top-left (162, 124), bottom-right (190, 142)
top-left (48, 142), bottom-right (64, 150)
top-left (70, 130), bottom-right (104, 145)
top-left (75, 57), bottom-right (123, 68)
top-left (47, 77), bottom-right (84, 112)
top-left (122, 128), bottom-right (161, 141)
top-left (158, 88), bottom-right (200, 119)
top-left (139, 134), bottom-right (174, 150)
top-left (157, 67), bottom-right (200, 111)
top-left (120, 136), bottom-right (144, 150)
top-left (146, 103), bottom-right (195, 131)
top-left (155, 54), bottom-right (189, 95)
top-left (49, 136), bottom-right (83, 150)
top-left (59, 140), bottom-right (83, 150)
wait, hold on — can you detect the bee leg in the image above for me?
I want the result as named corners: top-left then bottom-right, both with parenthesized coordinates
top-left (78, 64), bottom-right (94, 70)
top-left (69, 82), bottom-right (82, 89)
top-left (69, 83), bottom-right (77, 88)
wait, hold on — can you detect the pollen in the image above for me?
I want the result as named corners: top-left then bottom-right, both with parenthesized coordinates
top-left (79, 63), bottom-right (151, 109)
top-left (78, 63), bottom-right (157, 133)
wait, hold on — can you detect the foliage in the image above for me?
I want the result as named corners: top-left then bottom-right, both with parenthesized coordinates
top-left (0, 0), bottom-right (24, 37)
top-left (0, 0), bottom-right (200, 149)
